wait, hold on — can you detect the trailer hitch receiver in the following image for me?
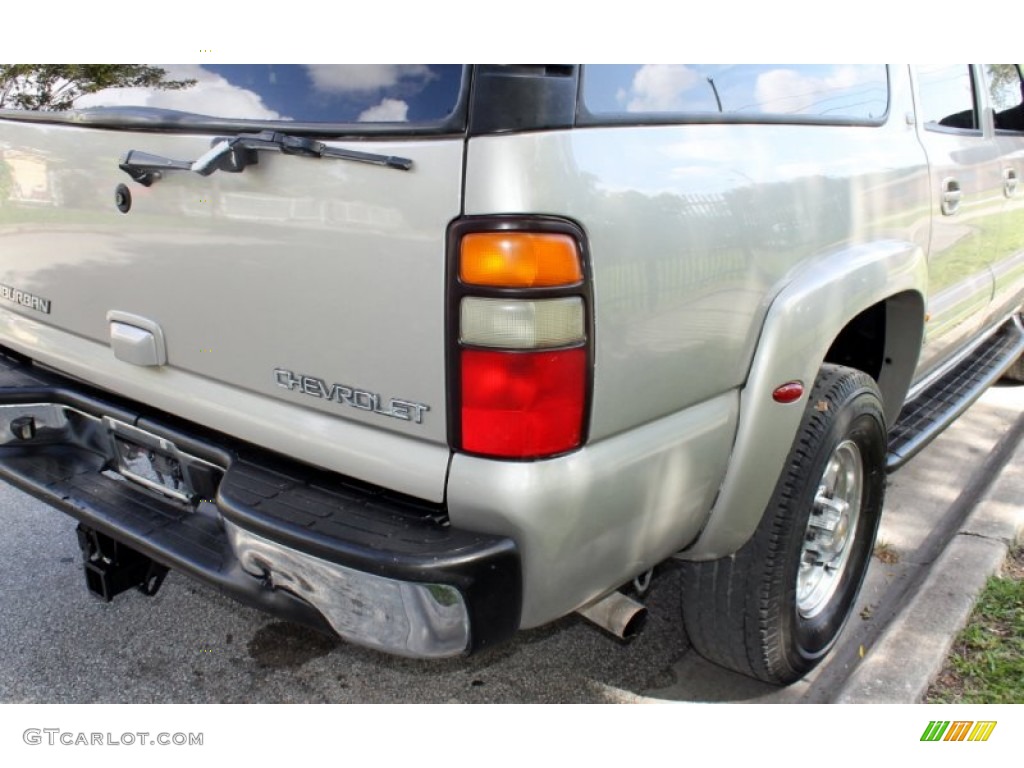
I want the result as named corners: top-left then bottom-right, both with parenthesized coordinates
top-left (76, 525), bottom-right (169, 601)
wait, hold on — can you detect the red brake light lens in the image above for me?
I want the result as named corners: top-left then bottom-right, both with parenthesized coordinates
top-left (460, 348), bottom-right (586, 458)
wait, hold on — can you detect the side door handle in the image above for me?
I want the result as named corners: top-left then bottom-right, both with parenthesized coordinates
top-left (940, 177), bottom-right (962, 216)
top-left (1005, 168), bottom-right (1019, 198)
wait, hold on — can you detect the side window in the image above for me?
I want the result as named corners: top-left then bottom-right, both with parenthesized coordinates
top-left (985, 64), bottom-right (1024, 132)
top-left (916, 64), bottom-right (979, 132)
top-left (580, 65), bottom-right (888, 122)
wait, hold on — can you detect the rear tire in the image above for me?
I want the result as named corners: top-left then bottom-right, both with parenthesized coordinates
top-left (681, 364), bottom-right (886, 684)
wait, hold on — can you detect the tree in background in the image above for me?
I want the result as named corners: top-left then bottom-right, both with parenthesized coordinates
top-left (0, 65), bottom-right (195, 111)
top-left (986, 64), bottom-right (1023, 109)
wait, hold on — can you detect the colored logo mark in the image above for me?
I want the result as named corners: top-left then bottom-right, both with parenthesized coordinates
top-left (921, 721), bottom-right (997, 742)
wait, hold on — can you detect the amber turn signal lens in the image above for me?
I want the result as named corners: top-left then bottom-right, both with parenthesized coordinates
top-left (460, 232), bottom-right (583, 288)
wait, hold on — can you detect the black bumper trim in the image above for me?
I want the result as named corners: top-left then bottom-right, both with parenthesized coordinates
top-left (0, 348), bottom-right (521, 653)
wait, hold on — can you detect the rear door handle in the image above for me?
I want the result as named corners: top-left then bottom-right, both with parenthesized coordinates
top-left (940, 177), bottom-right (962, 216)
top-left (1005, 168), bottom-right (1019, 198)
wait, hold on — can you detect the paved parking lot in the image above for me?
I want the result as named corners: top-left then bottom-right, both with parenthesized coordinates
top-left (1, 384), bottom-right (1021, 703)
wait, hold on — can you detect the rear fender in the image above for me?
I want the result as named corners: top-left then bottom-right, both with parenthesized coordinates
top-left (681, 239), bottom-right (927, 560)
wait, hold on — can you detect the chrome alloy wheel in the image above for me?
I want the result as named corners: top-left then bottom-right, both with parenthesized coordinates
top-left (796, 439), bottom-right (864, 618)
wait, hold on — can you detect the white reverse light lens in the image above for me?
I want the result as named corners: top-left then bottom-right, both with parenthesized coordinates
top-left (460, 297), bottom-right (585, 349)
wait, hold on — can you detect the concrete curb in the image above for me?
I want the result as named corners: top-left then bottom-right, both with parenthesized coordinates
top-left (835, 432), bottom-right (1024, 703)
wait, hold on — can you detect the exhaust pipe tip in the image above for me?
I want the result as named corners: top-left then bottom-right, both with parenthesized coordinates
top-left (577, 590), bottom-right (648, 640)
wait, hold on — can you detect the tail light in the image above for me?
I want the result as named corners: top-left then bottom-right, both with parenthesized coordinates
top-left (449, 220), bottom-right (591, 459)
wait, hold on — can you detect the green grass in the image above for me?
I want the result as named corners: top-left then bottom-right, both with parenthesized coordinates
top-left (926, 546), bottom-right (1024, 703)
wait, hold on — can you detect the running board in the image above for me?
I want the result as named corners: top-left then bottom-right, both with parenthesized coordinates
top-left (887, 316), bottom-right (1024, 471)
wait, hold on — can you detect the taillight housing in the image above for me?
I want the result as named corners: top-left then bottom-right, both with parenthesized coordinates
top-left (448, 218), bottom-right (592, 459)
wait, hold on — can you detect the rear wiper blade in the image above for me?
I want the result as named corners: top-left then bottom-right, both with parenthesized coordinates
top-left (119, 130), bottom-right (413, 186)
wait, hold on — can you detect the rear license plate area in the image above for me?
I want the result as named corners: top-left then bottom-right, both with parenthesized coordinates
top-left (103, 417), bottom-right (219, 504)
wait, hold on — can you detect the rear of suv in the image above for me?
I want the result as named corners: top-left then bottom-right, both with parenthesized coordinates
top-left (1, 64), bottom-right (1022, 683)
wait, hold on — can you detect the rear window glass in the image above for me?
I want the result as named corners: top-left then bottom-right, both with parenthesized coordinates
top-left (916, 64), bottom-right (978, 131)
top-left (582, 65), bottom-right (888, 122)
top-left (0, 65), bottom-right (464, 124)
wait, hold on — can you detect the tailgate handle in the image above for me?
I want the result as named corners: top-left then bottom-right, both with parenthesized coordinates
top-left (119, 130), bottom-right (413, 187)
top-left (107, 311), bottom-right (167, 367)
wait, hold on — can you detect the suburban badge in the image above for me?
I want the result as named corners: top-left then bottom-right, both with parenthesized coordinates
top-left (0, 283), bottom-right (51, 314)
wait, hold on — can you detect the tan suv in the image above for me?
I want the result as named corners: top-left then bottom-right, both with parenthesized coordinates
top-left (0, 64), bottom-right (1021, 683)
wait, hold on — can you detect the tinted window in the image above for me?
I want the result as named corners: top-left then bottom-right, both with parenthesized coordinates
top-left (582, 65), bottom-right (888, 121)
top-left (917, 64), bottom-right (978, 131)
top-left (986, 64), bottom-right (1024, 132)
top-left (0, 65), bottom-right (464, 124)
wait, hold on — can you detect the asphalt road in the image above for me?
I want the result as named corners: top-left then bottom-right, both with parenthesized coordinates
top-left (1, 384), bottom-right (1021, 703)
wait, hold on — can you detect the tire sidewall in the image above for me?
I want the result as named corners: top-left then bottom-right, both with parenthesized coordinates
top-left (775, 380), bottom-right (887, 674)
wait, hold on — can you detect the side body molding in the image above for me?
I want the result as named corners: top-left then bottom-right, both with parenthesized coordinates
top-left (681, 239), bottom-right (928, 560)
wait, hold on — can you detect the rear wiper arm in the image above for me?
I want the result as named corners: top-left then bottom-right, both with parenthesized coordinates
top-left (118, 130), bottom-right (413, 186)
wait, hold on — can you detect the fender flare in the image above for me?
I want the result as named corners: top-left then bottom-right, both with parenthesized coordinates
top-left (681, 239), bottom-right (927, 560)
